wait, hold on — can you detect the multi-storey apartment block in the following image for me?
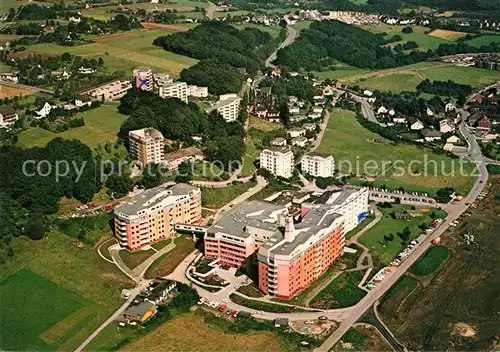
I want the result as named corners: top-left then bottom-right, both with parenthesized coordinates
top-left (206, 94), bottom-right (241, 122)
top-left (204, 201), bottom-right (288, 268)
top-left (301, 152), bottom-right (335, 178)
top-left (260, 147), bottom-right (294, 179)
top-left (82, 80), bottom-right (132, 101)
top-left (257, 209), bottom-right (344, 300)
top-left (133, 67), bottom-right (153, 91)
top-left (114, 184), bottom-right (202, 251)
top-left (159, 82), bottom-right (188, 103)
top-left (128, 128), bottom-right (165, 165)
top-left (187, 85), bottom-right (209, 98)
top-left (0, 106), bottom-right (19, 128)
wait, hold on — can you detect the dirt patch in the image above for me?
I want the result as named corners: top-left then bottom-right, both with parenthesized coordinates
top-left (428, 29), bottom-right (469, 41)
top-left (453, 322), bottom-right (476, 337)
top-left (140, 22), bottom-right (190, 32)
top-left (0, 84), bottom-right (34, 99)
top-left (93, 32), bottom-right (139, 42)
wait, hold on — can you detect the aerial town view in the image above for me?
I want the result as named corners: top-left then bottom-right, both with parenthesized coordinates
top-left (0, 0), bottom-right (499, 350)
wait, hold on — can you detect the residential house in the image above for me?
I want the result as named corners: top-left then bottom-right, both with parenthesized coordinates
top-left (303, 123), bottom-right (316, 132)
top-left (388, 109), bottom-right (395, 116)
top-left (270, 137), bottom-right (287, 147)
top-left (443, 143), bottom-right (454, 151)
top-left (363, 89), bottom-right (373, 97)
top-left (367, 97), bottom-right (376, 103)
top-left (78, 66), bottom-right (96, 75)
top-left (75, 95), bottom-right (93, 108)
top-left (287, 127), bottom-right (306, 138)
top-left (34, 101), bottom-right (52, 119)
top-left (439, 120), bottom-right (455, 134)
top-left (445, 102), bottom-right (456, 112)
top-left (323, 85), bottom-right (335, 96)
top-left (377, 106), bottom-right (388, 115)
top-left (124, 301), bottom-right (157, 323)
top-left (308, 112), bottom-right (322, 120)
top-left (267, 110), bottom-right (280, 122)
top-left (333, 80), bottom-right (342, 89)
top-left (446, 135), bottom-right (460, 144)
top-left (0, 71), bottom-right (19, 83)
top-left (312, 106), bottom-right (323, 114)
top-left (470, 93), bottom-right (484, 104)
top-left (393, 117), bottom-right (407, 124)
top-left (51, 69), bottom-right (70, 81)
top-left (410, 119), bottom-right (424, 130)
top-left (421, 129), bottom-right (442, 142)
top-left (426, 107), bottom-right (435, 116)
top-left (288, 95), bottom-right (298, 104)
top-left (146, 279), bottom-right (177, 305)
top-left (0, 106), bottom-right (19, 128)
top-left (291, 136), bottom-right (307, 147)
top-left (288, 105), bottom-right (300, 115)
top-left (477, 118), bottom-right (491, 130)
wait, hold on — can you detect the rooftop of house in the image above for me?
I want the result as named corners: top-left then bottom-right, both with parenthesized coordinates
top-left (114, 183), bottom-right (199, 216)
top-left (125, 301), bottom-right (156, 317)
top-left (304, 151), bottom-right (331, 159)
top-left (207, 200), bottom-right (287, 238)
top-left (0, 105), bottom-right (16, 115)
top-left (421, 129), bottom-right (443, 137)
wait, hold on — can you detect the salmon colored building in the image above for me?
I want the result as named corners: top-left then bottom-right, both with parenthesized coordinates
top-left (114, 184), bottom-right (201, 251)
top-left (257, 208), bottom-right (344, 300)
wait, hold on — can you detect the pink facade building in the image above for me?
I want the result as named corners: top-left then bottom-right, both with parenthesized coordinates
top-left (114, 184), bottom-right (201, 251)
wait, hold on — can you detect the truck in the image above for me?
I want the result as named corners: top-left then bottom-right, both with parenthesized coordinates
top-left (218, 304), bottom-right (227, 313)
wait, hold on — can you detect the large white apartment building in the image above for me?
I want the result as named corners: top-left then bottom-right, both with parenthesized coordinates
top-left (153, 73), bottom-right (173, 88)
top-left (206, 93), bottom-right (241, 122)
top-left (187, 85), bottom-right (209, 98)
top-left (82, 80), bottom-right (132, 101)
top-left (159, 82), bottom-right (188, 103)
top-left (129, 128), bottom-right (165, 165)
top-left (301, 152), bottom-right (335, 178)
top-left (260, 147), bottom-right (294, 179)
top-left (133, 67), bottom-right (153, 91)
top-left (303, 188), bottom-right (369, 233)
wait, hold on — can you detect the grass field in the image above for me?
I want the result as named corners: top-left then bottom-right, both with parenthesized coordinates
top-left (0, 232), bottom-right (133, 351)
top-left (233, 23), bottom-right (283, 38)
top-left (314, 64), bottom-right (372, 81)
top-left (333, 325), bottom-right (391, 351)
top-left (362, 24), bottom-right (450, 51)
top-left (379, 177), bottom-right (500, 351)
top-left (144, 236), bottom-right (195, 279)
top-left (0, 84), bottom-right (35, 99)
top-left (119, 248), bottom-right (155, 269)
top-left (213, 9), bottom-right (250, 18)
top-left (201, 180), bottom-right (257, 208)
top-left (316, 108), bottom-right (475, 195)
top-left (466, 34), bottom-right (500, 46)
top-left (29, 29), bottom-right (198, 77)
top-left (410, 245), bottom-right (450, 276)
top-left (17, 104), bottom-right (127, 148)
top-left (358, 205), bottom-right (447, 265)
top-left (120, 311), bottom-right (304, 352)
top-left (309, 270), bottom-right (367, 309)
top-left (353, 64), bottom-right (500, 92)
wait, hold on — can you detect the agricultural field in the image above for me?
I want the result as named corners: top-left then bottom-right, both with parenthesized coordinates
top-left (351, 64), bottom-right (500, 92)
top-left (213, 10), bottom-right (250, 18)
top-left (28, 29), bottom-right (198, 77)
top-left (428, 29), bottom-right (469, 41)
top-left (361, 24), bottom-right (450, 51)
top-left (316, 108), bottom-right (475, 195)
top-left (379, 177), bottom-right (500, 351)
top-left (0, 84), bottom-right (35, 99)
top-left (309, 270), bottom-right (367, 309)
top-left (0, 232), bottom-right (133, 351)
top-left (17, 104), bottom-right (127, 148)
top-left (314, 64), bottom-right (371, 81)
top-left (466, 34), bottom-right (500, 46)
top-left (358, 204), bottom-right (447, 265)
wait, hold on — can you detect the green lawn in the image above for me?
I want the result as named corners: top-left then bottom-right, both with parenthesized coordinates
top-left (144, 236), bottom-right (195, 279)
top-left (191, 161), bottom-right (227, 181)
top-left (0, 232), bottom-right (133, 351)
top-left (29, 29), bottom-right (198, 77)
top-left (292, 20), bottom-right (314, 31)
top-left (353, 64), bottom-right (500, 92)
top-left (358, 205), bottom-right (447, 264)
top-left (119, 249), bottom-right (155, 269)
top-left (466, 34), bottom-right (500, 47)
top-left (309, 270), bottom-right (367, 309)
top-left (362, 24), bottom-right (450, 51)
top-left (242, 139), bottom-right (259, 176)
top-left (232, 24), bottom-right (283, 38)
top-left (18, 104), bottom-right (127, 148)
top-left (410, 245), bottom-right (450, 276)
top-left (201, 180), bottom-right (257, 209)
top-left (213, 10), bottom-right (250, 18)
top-left (314, 64), bottom-right (372, 80)
top-left (317, 108), bottom-right (475, 195)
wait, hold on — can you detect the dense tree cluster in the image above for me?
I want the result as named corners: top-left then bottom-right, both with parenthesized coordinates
top-left (416, 79), bottom-right (472, 98)
top-left (118, 89), bottom-right (245, 170)
top-left (275, 20), bottom-right (500, 71)
top-left (0, 138), bottom-right (101, 247)
top-left (259, 76), bottom-right (316, 105)
top-left (180, 59), bottom-right (244, 95)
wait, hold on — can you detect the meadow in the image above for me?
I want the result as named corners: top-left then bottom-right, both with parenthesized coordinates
top-left (201, 180), bottom-right (257, 209)
top-left (18, 104), bottom-right (127, 148)
top-left (410, 245), bottom-right (450, 276)
top-left (466, 34), bottom-right (500, 46)
top-left (29, 29), bottom-right (198, 77)
top-left (358, 205), bottom-right (447, 264)
top-left (0, 84), bottom-right (35, 99)
top-left (0, 232), bottom-right (133, 351)
top-left (316, 108), bottom-right (475, 195)
top-left (310, 270), bottom-right (367, 309)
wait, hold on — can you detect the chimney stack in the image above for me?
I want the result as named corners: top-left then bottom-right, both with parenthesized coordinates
top-left (284, 216), bottom-right (296, 243)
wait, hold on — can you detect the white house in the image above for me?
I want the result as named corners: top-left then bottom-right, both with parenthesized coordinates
top-left (421, 129), bottom-right (442, 142)
top-left (388, 109), bottom-right (395, 116)
top-left (363, 90), bottom-right (373, 97)
top-left (410, 119), bottom-right (424, 130)
top-left (303, 123), bottom-right (316, 132)
top-left (443, 143), bottom-right (454, 151)
top-left (75, 95), bottom-right (92, 107)
top-left (446, 135), bottom-right (460, 144)
top-left (287, 127), bottom-right (306, 138)
top-left (377, 106), bottom-right (388, 115)
top-left (367, 97), bottom-right (376, 103)
top-left (393, 117), bottom-right (407, 124)
top-left (323, 85), bottom-right (335, 96)
top-left (69, 16), bottom-right (81, 23)
top-left (288, 105), bottom-right (300, 115)
top-left (307, 112), bottom-right (322, 120)
top-left (34, 102), bottom-right (52, 119)
top-left (439, 120), bottom-right (455, 134)
top-left (288, 95), bottom-right (298, 104)
top-left (0, 106), bottom-right (19, 128)
top-left (445, 102), bottom-right (456, 112)
top-left (291, 136), bottom-right (308, 147)
top-left (426, 107), bottom-right (434, 116)
top-left (312, 107), bottom-right (323, 114)
top-left (78, 66), bottom-right (96, 75)
top-left (271, 137), bottom-right (287, 147)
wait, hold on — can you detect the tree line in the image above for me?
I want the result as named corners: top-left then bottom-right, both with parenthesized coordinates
top-left (416, 79), bottom-right (472, 98)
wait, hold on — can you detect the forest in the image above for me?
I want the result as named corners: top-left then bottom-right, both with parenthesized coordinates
top-left (275, 20), bottom-right (500, 71)
top-left (416, 79), bottom-right (472, 98)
